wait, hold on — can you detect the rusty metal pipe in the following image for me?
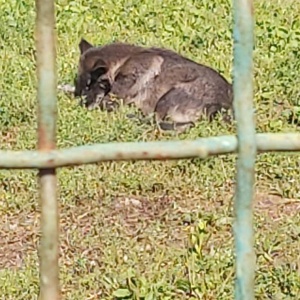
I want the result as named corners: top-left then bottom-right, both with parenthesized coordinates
top-left (35, 0), bottom-right (60, 299)
top-left (232, 0), bottom-right (256, 299)
top-left (0, 133), bottom-right (299, 169)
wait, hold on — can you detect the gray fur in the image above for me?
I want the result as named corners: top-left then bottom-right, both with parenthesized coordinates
top-left (74, 38), bottom-right (234, 132)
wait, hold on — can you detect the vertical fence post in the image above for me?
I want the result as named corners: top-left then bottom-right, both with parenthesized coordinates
top-left (232, 0), bottom-right (256, 299)
top-left (35, 0), bottom-right (60, 299)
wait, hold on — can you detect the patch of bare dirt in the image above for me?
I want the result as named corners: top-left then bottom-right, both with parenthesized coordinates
top-left (0, 190), bottom-right (298, 270)
top-left (254, 192), bottom-right (300, 221)
top-left (0, 211), bottom-right (40, 269)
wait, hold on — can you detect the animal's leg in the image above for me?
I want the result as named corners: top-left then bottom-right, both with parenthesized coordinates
top-left (154, 88), bottom-right (196, 133)
top-left (113, 53), bottom-right (164, 114)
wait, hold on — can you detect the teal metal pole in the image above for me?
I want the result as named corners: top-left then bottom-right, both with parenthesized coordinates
top-left (0, 133), bottom-right (299, 169)
top-left (35, 0), bottom-right (60, 299)
top-left (233, 0), bottom-right (256, 299)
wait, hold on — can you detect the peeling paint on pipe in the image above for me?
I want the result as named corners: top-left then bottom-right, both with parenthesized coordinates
top-left (35, 0), bottom-right (60, 299)
top-left (0, 133), bottom-right (299, 169)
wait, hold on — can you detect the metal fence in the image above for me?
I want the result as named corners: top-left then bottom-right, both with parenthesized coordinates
top-left (1, 0), bottom-right (299, 299)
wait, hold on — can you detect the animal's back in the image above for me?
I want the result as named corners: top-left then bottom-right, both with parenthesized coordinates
top-left (78, 42), bottom-right (145, 77)
top-left (107, 44), bottom-right (233, 125)
top-left (141, 45), bottom-right (233, 105)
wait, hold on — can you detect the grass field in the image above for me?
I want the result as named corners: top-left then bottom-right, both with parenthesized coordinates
top-left (0, 0), bottom-right (300, 299)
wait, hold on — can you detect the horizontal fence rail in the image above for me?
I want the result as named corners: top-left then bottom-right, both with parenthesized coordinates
top-left (0, 133), bottom-right (299, 169)
top-left (0, 0), bottom-right (297, 299)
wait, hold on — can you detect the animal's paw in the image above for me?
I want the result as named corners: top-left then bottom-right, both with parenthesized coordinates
top-left (126, 114), bottom-right (155, 126)
top-left (100, 99), bottom-right (120, 112)
top-left (57, 84), bottom-right (75, 94)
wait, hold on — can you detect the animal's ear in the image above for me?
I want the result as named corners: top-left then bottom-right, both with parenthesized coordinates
top-left (79, 38), bottom-right (93, 54)
top-left (90, 59), bottom-right (107, 81)
top-left (90, 66), bottom-right (107, 82)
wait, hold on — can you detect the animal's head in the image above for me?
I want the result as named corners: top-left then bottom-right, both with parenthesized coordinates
top-left (74, 38), bottom-right (112, 110)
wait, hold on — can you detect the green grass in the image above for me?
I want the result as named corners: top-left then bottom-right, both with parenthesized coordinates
top-left (0, 0), bottom-right (300, 299)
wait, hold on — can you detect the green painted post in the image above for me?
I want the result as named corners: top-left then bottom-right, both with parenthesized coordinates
top-left (35, 0), bottom-right (60, 299)
top-left (232, 0), bottom-right (256, 299)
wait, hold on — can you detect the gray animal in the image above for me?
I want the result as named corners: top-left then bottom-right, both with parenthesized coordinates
top-left (73, 38), bottom-right (233, 132)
